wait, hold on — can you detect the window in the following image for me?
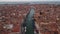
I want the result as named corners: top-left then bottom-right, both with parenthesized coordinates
top-left (54, 31), bottom-right (58, 34)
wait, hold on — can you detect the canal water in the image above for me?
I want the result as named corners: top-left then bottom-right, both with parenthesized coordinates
top-left (22, 8), bottom-right (35, 34)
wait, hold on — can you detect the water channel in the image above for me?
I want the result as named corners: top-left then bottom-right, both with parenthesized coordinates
top-left (22, 8), bottom-right (35, 34)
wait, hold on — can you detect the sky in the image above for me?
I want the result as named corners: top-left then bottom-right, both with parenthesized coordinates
top-left (0, 0), bottom-right (60, 2)
top-left (0, 0), bottom-right (60, 4)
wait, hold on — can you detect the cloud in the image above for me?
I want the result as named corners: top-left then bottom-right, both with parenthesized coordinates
top-left (0, 0), bottom-right (60, 2)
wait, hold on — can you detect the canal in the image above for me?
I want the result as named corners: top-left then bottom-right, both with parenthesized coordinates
top-left (22, 8), bottom-right (35, 34)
